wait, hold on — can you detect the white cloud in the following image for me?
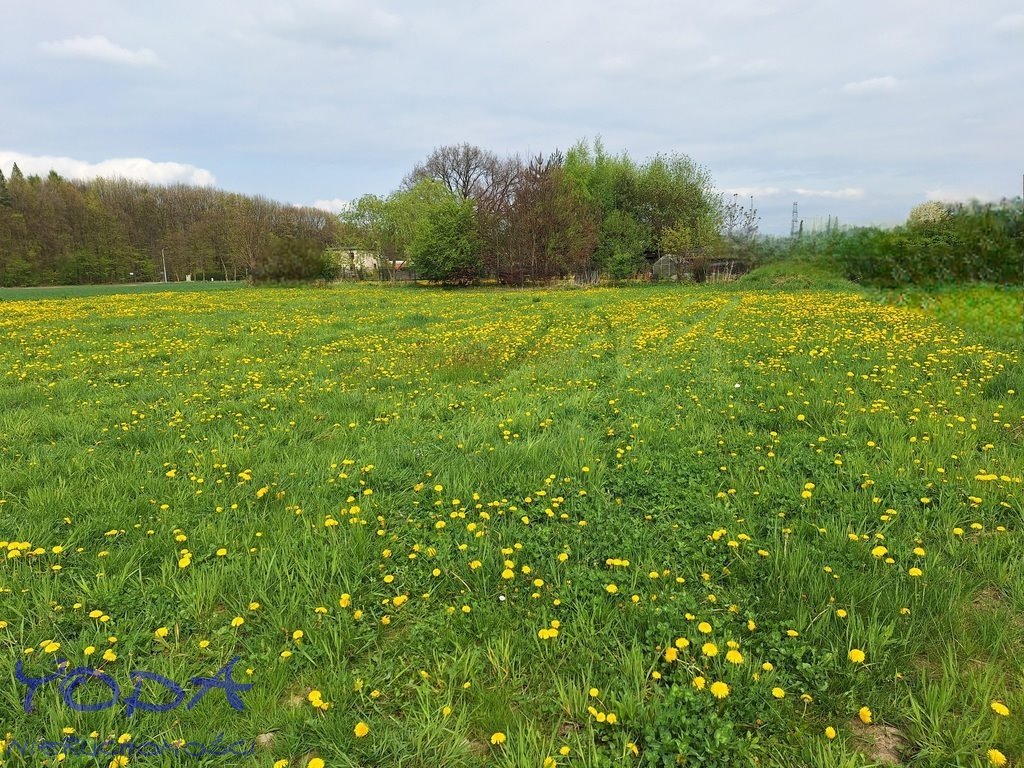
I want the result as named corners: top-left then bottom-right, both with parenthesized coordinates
top-left (0, 151), bottom-right (215, 186)
top-left (309, 198), bottom-right (351, 214)
top-left (722, 186), bottom-right (782, 198)
top-left (794, 187), bottom-right (865, 200)
top-left (840, 76), bottom-right (900, 94)
top-left (39, 35), bottom-right (161, 67)
top-left (995, 13), bottom-right (1024, 32)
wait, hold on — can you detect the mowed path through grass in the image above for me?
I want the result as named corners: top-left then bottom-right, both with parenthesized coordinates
top-left (0, 284), bottom-right (1021, 768)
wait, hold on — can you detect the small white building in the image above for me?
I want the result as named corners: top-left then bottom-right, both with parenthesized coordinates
top-left (331, 248), bottom-right (381, 276)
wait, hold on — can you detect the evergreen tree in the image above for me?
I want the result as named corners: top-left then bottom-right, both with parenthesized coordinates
top-left (9, 162), bottom-right (24, 182)
top-left (0, 169), bottom-right (11, 207)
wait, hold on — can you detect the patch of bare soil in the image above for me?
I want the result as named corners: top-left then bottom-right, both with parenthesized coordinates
top-left (849, 719), bottom-right (909, 766)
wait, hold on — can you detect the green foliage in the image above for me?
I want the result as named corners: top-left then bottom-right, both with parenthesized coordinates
top-left (0, 173), bottom-right (341, 286)
top-left (250, 235), bottom-right (338, 283)
top-left (384, 178), bottom-right (456, 259)
top-left (561, 138), bottom-right (727, 270)
top-left (408, 196), bottom-right (481, 283)
top-left (597, 210), bottom-right (647, 278)
top-left (339, 194), bottom-right (388, 253)
top-left (834, 200), bottom-right (1023, 286)
top-left (0, 169), bottom-right (12, 207)
top-left (746, 199), bottom-right (1023, 288)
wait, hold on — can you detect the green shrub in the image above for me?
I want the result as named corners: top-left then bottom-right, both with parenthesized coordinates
top-left (408, 197), bottom-right (481, 284)
top-left (250, 236), bottom-right (338, 283)
top-left (748, 200), bottom-right (1023, 288)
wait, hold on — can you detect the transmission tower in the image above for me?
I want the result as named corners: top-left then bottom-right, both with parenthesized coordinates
top-left (790, 202), bottom-right (799, 237)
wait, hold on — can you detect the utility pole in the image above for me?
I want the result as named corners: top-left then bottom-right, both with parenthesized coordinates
top-left (161, 248), bottom-right (168, 283)
top-left (791, 202), bottom-right (799, 237)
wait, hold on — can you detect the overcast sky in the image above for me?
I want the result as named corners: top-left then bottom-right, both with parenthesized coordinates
top-left (2, 0), bottom-right (1022, 233)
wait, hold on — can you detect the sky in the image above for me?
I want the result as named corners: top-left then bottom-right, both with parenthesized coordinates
top-left (1, 0), bottom-right (1022, 234)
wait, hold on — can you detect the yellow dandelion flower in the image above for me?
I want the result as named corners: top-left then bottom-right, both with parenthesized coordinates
top-left (709, 681), bottom-right (730, 699)
top-left (987, 749), bottom-right (1007, 766)
top-left (990, 701), bottom-right (1010, 717)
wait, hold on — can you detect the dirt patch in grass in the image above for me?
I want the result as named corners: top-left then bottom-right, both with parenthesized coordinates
top-left (973, 586), bottom-right (1008, 610)
top-left (850, 720), bottom-right (909, 766)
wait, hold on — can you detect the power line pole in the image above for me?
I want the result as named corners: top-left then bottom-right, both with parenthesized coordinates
top-left (791, 202), bottom-right (799, 237)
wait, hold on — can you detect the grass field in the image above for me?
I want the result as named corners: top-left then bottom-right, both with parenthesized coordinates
top-left (874, 285), bottom-right (1024, 352)
top-left (1, 282), bottom-right (1021, 768)
top-left (0, 281), bottom-right (242, 302)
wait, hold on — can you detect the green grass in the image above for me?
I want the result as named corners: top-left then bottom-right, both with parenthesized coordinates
top-left (0, 280), bottom-right (243, 302)
top-left (0, 284), bottom-right (1020, 768)
top-left (873, 285), bottom-right (1024, 351)
top-left (736, 256), bottom-right (852, 291)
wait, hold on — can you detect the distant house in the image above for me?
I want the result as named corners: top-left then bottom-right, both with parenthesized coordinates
top-left (330, 247), bottom-right (380, 277)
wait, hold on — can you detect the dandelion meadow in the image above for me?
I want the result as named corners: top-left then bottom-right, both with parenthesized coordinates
top-left (0, 283), bottom-right (1021, 767)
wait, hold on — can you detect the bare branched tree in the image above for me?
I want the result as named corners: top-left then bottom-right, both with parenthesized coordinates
top-left (404, 143), bottom-right (500, 200)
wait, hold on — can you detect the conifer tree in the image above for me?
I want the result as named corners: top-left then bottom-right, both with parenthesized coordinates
top-left (0, 169), bottom-right (11, 206)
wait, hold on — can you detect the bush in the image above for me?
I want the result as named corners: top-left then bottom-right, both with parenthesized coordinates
top-left (408, 197), bottom-right (481, 284)
top-left (747, 200), bottom-right (1023, 288)
top-left (250, 236), bottom-right (338, 284)
top-left (833, 200), bottom-right (1023, 286)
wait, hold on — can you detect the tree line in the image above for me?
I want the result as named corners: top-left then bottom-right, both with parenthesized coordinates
top-left (0, 139), bottom-right (759, 287)
top-left (0, 165), bottom-right (339, 287)
top-left (343, 139), bottom-right (758, 284)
